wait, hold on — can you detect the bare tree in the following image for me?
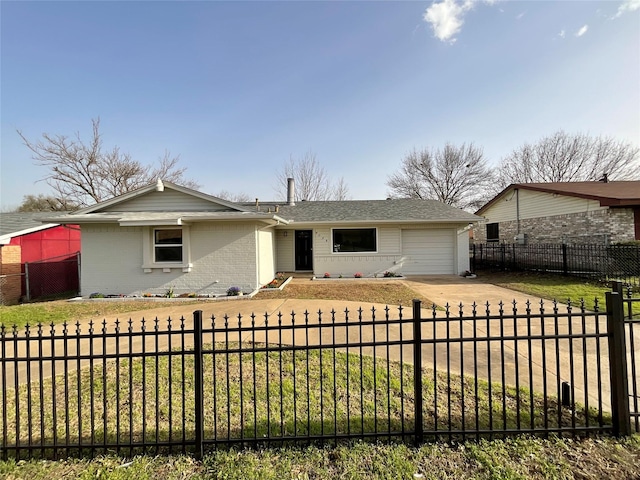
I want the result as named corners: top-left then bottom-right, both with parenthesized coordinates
top-left (332, 177), bottom-right (350, 202)
top-left (215, 190), bottom-right (251, 203)
top-left (387, 143), bottom-right (494, 211)
top-left (496, 131), bottom-right (640, 187)
top-left (17, 194), bottom-right (78, 212)
top-left (274, 152), bottom-right (350, 201)
top-left (17, 118), bottom-right (199, 207)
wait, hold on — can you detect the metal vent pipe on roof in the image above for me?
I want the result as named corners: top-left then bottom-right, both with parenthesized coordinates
top-left (287, 177), bottom-right (295, 206)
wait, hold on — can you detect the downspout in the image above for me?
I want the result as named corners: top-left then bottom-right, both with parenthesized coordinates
top-left (516, 188), bottom-right (521, 235)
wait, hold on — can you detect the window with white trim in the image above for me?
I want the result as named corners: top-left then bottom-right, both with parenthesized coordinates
top-left (332, 228), bottom-right (377, 253)
top-left (154, 228), bottom-right (183, 262)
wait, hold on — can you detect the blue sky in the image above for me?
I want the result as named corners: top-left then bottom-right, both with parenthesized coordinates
top-left (1, 0), bottom-right (639, 208)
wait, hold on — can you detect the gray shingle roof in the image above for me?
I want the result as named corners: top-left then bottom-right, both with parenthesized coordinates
top-left (0, 212), bottom-right (62, 237)
top-left (39, 200), bottom-right (480, 226)
top-left (276, 199), bottom-right (480, 224)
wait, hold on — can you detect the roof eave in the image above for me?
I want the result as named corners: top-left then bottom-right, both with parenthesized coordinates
top-left (40, 216), bottom-right (120, 224)
top-left (180, 214), bottom-right (290, 225)
top-left (0, 223), bottom-right (61, 245)
top-left (278, 218), bottom-right (480, 227)
top-left (42, 214), bottom-right (290, 226)
top-left (599, 199), bottom-right (640, 207)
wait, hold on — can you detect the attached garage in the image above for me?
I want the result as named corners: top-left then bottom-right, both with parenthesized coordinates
top-left (401, 229), bottom-right (455, 274)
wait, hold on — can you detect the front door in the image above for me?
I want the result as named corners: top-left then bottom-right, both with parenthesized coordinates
top-left (295, 230), bottom-right (313, 271)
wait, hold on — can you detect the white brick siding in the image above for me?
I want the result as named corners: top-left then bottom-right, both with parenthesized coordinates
top-left (277, 223), bottom-right (466, 277)
top-left (81, 222), bottom-right (260, 297)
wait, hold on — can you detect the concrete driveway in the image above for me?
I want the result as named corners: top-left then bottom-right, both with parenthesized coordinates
top-left (4, 275), bottom-right (633, 415)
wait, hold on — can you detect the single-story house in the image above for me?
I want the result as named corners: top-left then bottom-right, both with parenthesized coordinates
top-left (43, 179), bottom-right (480, 297)
top-left (0, 212), bottom-right (81, 304)
top-left (474, 181), bottom-right (640, 245)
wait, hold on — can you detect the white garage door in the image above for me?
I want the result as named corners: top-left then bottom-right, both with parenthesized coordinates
top-left (401, 229), bottom-right (454, 274)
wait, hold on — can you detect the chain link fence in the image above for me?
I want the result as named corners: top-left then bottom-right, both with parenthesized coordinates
top-left (0, 252), bottom-right (81, 304)
top-left (23, 252), bottom-right (81, 301)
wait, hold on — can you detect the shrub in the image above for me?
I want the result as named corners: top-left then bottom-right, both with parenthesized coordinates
top-left (382, 271), bottom-right (400, 277)
top-left (227, 286), bottom-right (241, 296)
top-left (89, 292), bottom-right (104, 298)
top-left (323, 272), bottom-right (331, 278)
top-left (354, 272), bottom-right (362, 278)
top-left (178, 293), bottom-right (197, 298)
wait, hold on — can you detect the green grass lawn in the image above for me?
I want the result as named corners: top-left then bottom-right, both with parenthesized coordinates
top-left (0, 300), bottom-right (200, 330)
top-left (477, 271), bottom-right (640, 316)
top-left (2, 435), bottom-right (639, 480)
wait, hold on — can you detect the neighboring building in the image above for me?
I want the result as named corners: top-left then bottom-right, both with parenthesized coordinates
top-left (43, 179), bottom-right (480, 297)
top-left (474, 181), bottom-right (640, 245)
top-left (0, 213), bottom-right (81, 304)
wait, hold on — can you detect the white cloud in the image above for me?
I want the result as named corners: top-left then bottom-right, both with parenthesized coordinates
top-left (516, 11), bottom-right (525, 20)
top-left (614, 0), bottom-right (640, 18)
top-left (575, 24), bottom-right (589, 37)
top-left (423, 0), bottom-right (498, 43)
top-left (423, 0), bottom-right (469, 43)
top-left (558, 29), bottom-right (566, 38)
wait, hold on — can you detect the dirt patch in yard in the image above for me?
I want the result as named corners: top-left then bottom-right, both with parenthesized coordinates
top-left (253, 282), bottom-right (434, 308)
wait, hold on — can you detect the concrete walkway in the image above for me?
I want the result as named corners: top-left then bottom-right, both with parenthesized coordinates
top-left (4, 275), bottom-right (635, 415)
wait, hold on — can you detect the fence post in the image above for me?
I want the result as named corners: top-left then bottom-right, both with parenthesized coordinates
top-left (471, 244), bottom-right (476, 273)
top-left (193, 310), bottom-right (204, 457)
top-left (606, 289), bottom-right (631, 436)
top-left (562, 244), bottom-right (568, 275)
top-left (24, 262), bottom-right (30, 301)
top-left (412, 299), bottom-right (424, 445)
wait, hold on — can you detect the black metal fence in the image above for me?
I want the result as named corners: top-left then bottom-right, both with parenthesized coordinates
top-left (0, 286), bottom-right (638, 459)
top-left (472, 243), bottom-right (640, 287)
top-left (620, 283), bottom-right (640, 433)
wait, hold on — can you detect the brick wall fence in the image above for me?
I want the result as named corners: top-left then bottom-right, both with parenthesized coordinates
top-left (0, 245), bottom-right (22, 305)
top-left (473, 208), bottom-right (636, 245)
